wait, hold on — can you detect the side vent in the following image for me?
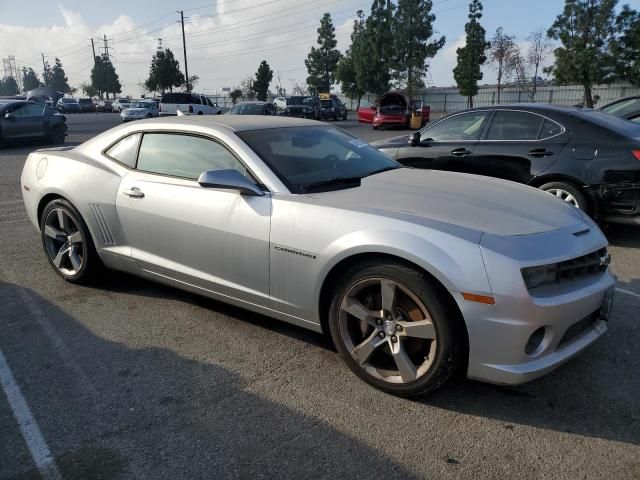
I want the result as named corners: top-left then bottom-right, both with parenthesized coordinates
top-left (89, 203), bottom-right (115, 245)
top-left (573, 228), bottom-right (590, 237)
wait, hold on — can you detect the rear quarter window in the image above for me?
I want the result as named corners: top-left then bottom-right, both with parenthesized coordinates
top-left (105, 133), bottom-right (141, 168)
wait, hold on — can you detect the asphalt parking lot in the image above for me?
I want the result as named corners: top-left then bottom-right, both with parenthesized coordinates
top-left (1, 113), bottom-right (639, 479)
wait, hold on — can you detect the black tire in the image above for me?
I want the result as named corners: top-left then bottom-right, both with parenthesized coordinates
top-left (328, 259), bottom-right (460, 397)
top-left (40, 199), bottom-right (102, 284)
top-left (539, 181), bottom-right (589, 213)
top-left (343, 112), bottom-right (348, 120)
top-left (197, 111), bottom-right (203, 115)
top-left (373, 125), bottom-right (379, 130)
top-left (48, 124), bottom-right (66, 145)
top-left (146, 113), bottom-right (153, 118)
top-left (333, 112), bottom-right (338, 121)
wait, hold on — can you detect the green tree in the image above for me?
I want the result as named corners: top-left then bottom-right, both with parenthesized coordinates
top-left (230, 88), bottom-right (243, 104)
top-left (21, 67), bottom-right (40, 91)
top-left (362, 0), bottom-right (396, 95)
top-left (252, 60), bottom-right (273, 101)
top-left (80, 81), bottom-right (98, 97)
top-left (611, 5), bottom-right (640, 86)
top-left (336, 11), bottom-right (367, 109)
top-left (91, 55), bottom-right (122, 100)
top-left (487, 27), bottom-right (518, 103)
top-left (144, 48), bottom-right (185, 94)
top-left (47, 58), bottom-right (70, 93)
top-left (305, 13), bottom-right (342, 92)
top-left (453, 0), bottom-right (490, 107)
top-left (0, 77), bottom-right (19, 95)
top-left (547, 0), bottom-right (618, 108)
top-left (393, 0), bottom-right (445, 100)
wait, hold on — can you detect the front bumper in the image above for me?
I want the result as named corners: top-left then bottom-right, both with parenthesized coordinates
top-left (373, 114), bottom-right (409, 127)
top-left (461, 223), bottom-right (615, 385)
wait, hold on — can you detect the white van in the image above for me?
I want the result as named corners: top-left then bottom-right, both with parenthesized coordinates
top-left (159, 92), bottom-right (222, 116)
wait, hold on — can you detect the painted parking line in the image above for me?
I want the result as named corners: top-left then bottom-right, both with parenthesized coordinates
top-left (0, 349), bottom-right (62, 480)
top-left (616, 287), bottom-right (640, 299)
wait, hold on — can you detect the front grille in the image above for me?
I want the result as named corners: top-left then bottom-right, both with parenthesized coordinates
top-left (559, 310), bottom-right (600, 346)
top-left (554, 248), bottom-right (609, 283)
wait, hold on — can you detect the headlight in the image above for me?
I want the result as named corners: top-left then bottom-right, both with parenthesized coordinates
top-left (521, 264), bottom-right (557, 289)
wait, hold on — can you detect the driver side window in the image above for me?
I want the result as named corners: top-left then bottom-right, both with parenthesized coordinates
top-left (136, 133), bottom-right (248, 179)
top-left (421, 112), bottom-right (488, 142)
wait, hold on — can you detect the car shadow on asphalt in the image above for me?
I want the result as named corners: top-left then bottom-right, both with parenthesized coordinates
top-left (1, 281), bottom-right (417, 479)
top-left (421, 275), bottom-right (640, 447)
top-left (603, 223), bottom-right (640, 248)
top-left (83, 269), bottom-right (640, 448)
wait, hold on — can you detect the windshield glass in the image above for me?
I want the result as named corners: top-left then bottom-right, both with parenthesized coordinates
top-left (287, 96), bottom-right (314, 106)
top-left (131, 102), bottom-right (151, 108)
top-left (321, 100), bottom-right (334, 108)
top-left (237, 126), bottom-right (400, 193)
top-left (601, 98), bottom-right (640, 116)
top-left (62, 98), bottom-right (77, 104)
top-left (230, 103), bottom-right (264, 114)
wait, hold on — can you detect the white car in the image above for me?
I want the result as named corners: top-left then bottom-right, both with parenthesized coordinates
top-left (159, 92), bottom-right (222, 116)
top-left (273, 96), bottom-right (287, 111)
top-left (120, 101), bottom-right (160, 122)
top-left (112, 99), bottom-right (132, 112)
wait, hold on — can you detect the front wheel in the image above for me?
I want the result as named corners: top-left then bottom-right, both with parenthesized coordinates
top-left (40, 199), bottom-right (101, 284)
top-left (48, 124), bottom-right (65, 144)
top-left (539, 181), bottom-right (589, 212)
top-left (328, 260), bottom-right (460, 397)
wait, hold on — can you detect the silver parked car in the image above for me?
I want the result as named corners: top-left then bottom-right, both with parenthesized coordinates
top-left (120, 100), bottom-right (160, 122)
top-left (21, 116), bottom-right (615, 396)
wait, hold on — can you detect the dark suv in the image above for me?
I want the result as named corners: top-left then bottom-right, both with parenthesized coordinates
top-left (373, 104), bottom-right (640, 225)
top-left (283, 96), bottom-right (321, 120)
top-left (320, 97), bottom-right (348, 121)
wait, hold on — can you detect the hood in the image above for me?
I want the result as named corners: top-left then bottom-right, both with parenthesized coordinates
top-left (307, 169), bottom-right (586, 237)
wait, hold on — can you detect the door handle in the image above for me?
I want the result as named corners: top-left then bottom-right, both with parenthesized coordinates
top-left (451, 148), bottom-right (472, 157)
top-left (122, 187), bottom-right (145, 198)
top-left (528, 149), bottom-right (554, 157)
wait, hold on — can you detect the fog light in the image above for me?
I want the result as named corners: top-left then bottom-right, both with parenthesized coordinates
top-left (525, 327), bottom-right (546, 355)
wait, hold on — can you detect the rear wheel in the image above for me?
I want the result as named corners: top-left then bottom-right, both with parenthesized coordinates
top-left (328, 260), bottom-right (459, 397)
top-left (40, 199), bottom-right (101, 284)
top-left (539, 181), bottom-right (589, 212)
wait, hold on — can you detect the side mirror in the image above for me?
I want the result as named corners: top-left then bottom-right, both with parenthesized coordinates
top-left (197, 169), bottom-right (264, 196)
top-left (408, 131), bottom-right (421, 146)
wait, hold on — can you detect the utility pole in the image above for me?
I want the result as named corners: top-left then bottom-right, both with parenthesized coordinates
top-left (91, 38), bottom-right (96, 64)
top-left (102, 35), bottom-right (111, 60)
top-left (41, 53), bottom-right (47, 87)
top-left (178, 10), bottom-right (189, 92)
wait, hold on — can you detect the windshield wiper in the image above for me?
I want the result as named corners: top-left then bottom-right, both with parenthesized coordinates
top-left (300, 176), bottom-right (363, 193)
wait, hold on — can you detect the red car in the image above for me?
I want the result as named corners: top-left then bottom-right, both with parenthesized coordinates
top-left (358, 90), bottom-right (430, 129)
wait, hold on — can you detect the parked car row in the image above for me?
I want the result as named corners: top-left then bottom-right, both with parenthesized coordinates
top-left (226, 95), bottom-right (348, 121)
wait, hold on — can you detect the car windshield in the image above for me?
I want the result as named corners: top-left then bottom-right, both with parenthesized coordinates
top-left (601, 98), bottom-right (640, 117)
top-left (79, 99), bottom-right (92, 104)
top-left (131, 102), bottom-right (151, 108)
top-left (230, 103), bottom-right (264, 114)
top-left (287, 97), bottom-right (314, 106)
top-left (62, 98), bottom-right (78, 104)
top-left (237, 126), bottom-right (400, 193)
top-left (321, 100), bottom-right (334, 108)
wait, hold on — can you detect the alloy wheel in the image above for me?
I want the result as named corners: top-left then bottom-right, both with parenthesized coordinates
top-left (338, 277), bottom-right (438, 384)
top-left (43, 208), bottom-right (84, 276)
top-left (546, 188), bottom-right (579, 207)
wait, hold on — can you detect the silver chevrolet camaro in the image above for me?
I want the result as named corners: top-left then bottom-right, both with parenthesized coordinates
top-left (21, 116), bottom-right (615, 396)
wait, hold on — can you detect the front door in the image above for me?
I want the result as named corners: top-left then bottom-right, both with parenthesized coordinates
top-left (115, 132), bottom-right (271, 307)
top-left (395, 110), bottom-right (491, 173)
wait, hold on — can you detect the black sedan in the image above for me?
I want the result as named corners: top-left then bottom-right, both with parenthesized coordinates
top-left (0, 100), bottom-right (67, 145)
top-left (372, 104), bottom-right (640, 225)
top-left (227, 101), bottom-right (276, 115)
top-left (320, 97), bottom-right (348, 121)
